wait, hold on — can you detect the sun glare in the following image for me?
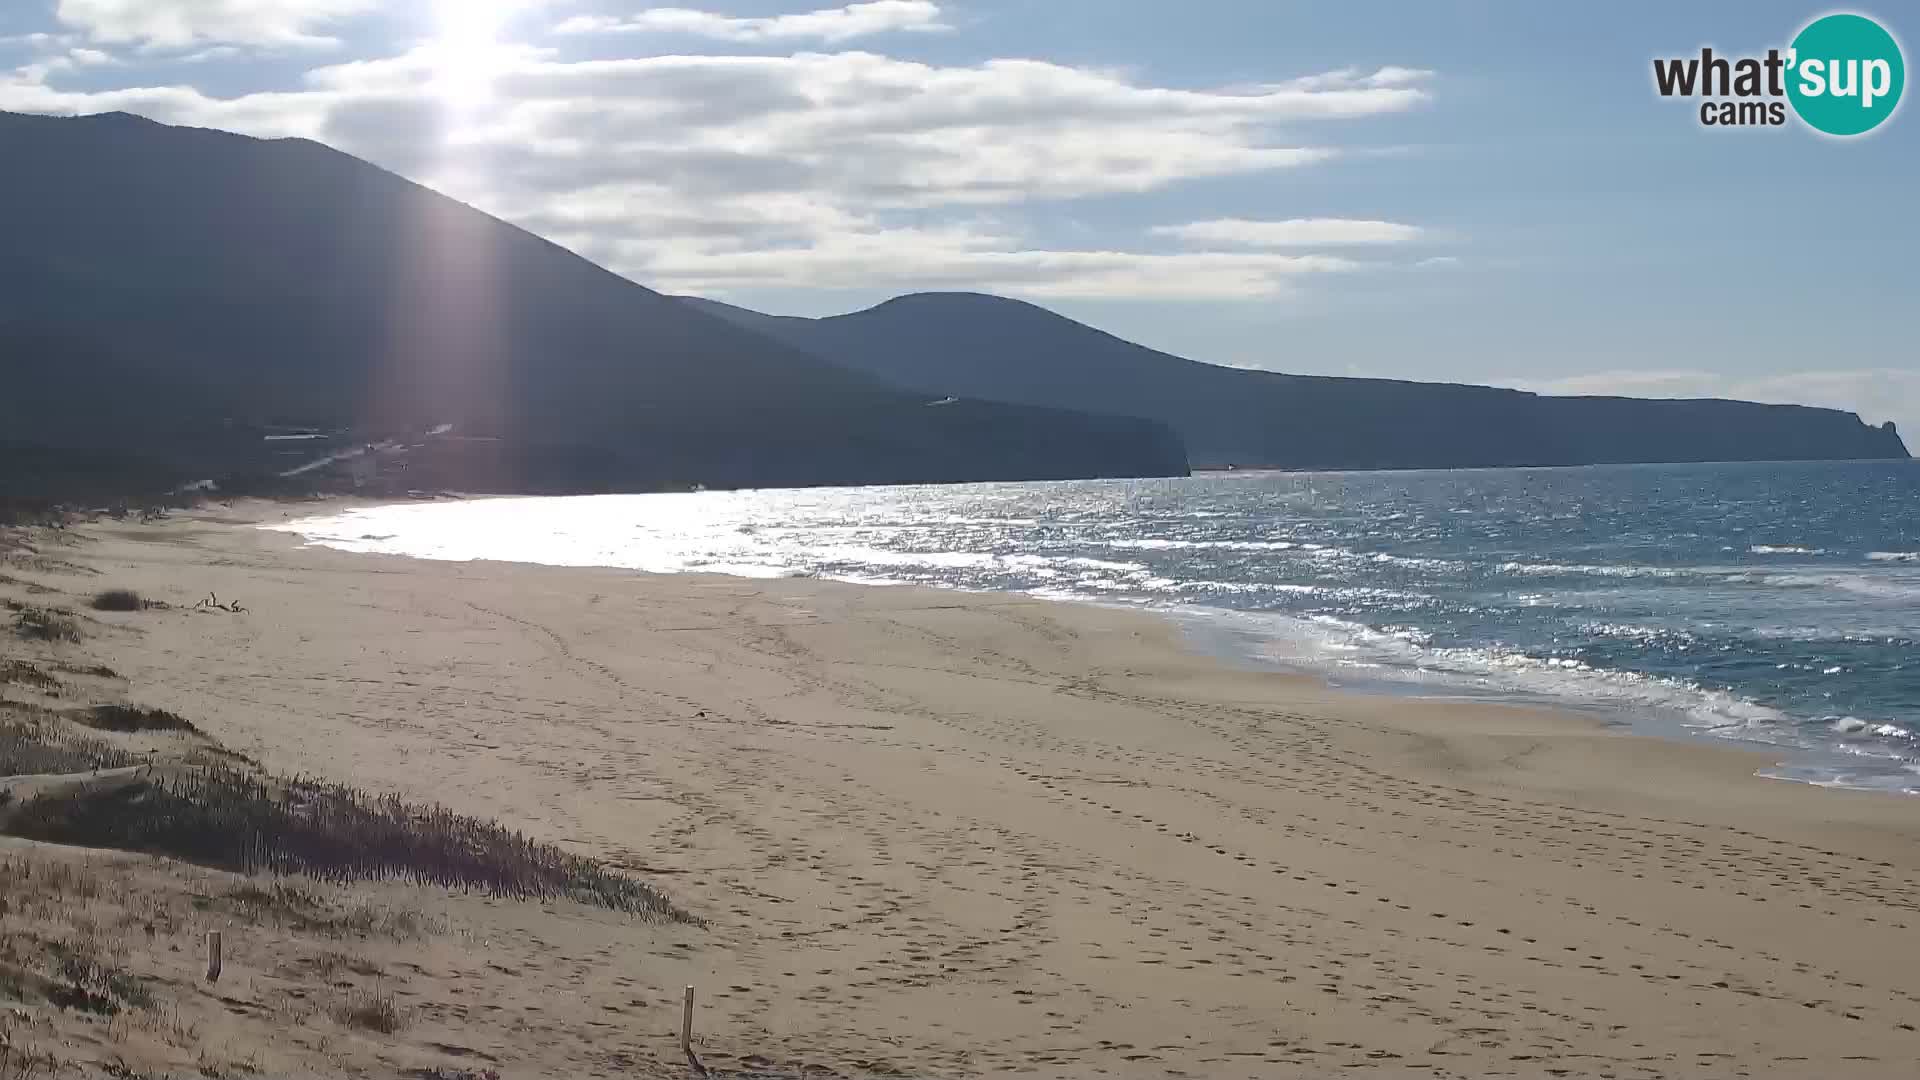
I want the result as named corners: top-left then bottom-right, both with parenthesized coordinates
top-left (428, 0), bottom-right (517, 109)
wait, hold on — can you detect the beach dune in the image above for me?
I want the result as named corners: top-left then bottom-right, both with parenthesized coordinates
top-left (45, 506), bottom-right (1920, 1077)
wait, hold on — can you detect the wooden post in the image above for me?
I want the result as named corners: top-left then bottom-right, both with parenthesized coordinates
top-left (681, 984), bottom-right (705, 1075)
top-left (205, 930), bottom-right (223, 983)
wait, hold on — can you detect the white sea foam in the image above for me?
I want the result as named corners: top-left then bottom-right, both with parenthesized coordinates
top-left (1493, 561), bottom-right (1695, 579)
top-left (1578, 621), bottom-right (1699, 645)
top-left (1750, 544), bottom-right (1827, 555)
top-left (1868, 551), bottom-right (1920, 562)
top-left (1769, 572), bottom-right (1920, 601)
top-left (1007, 554), bottom-right (1146, 573)
top-left (1366, 552), bottom-right (1470, 572)
top-left (1105, 538), bottom-right (1304, 552)
top-left (1171, 607), bottom-right (1793, 737)
top-left (1159, 580), bottom-right (1435, 604)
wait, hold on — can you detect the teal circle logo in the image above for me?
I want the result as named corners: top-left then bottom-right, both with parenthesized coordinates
top-left (1787, 13), bottom-right (1905, 136)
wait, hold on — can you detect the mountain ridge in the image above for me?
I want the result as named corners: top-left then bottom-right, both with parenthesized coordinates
top-left (681, 292), bottom-right (1910, 469)
top-left (0, 110), bottom-right (1190, 496)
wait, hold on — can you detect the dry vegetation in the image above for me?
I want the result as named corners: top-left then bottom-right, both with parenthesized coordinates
top-left (88, 590), bottom-right (143, 613)
top-left (0, 531), bottom-right (703, 1078)
top-left (0, 660), bottom-right (62, 695)
top-left (0, 1014), bottom-right (63, 1080)
top-left (7, 764), bottom-right (688, 919)
top-left (2, 522), bottom-right (682, 917)
top-left (226, 880), bottom-right (417, 936)
top-left (0, 533), bottom-right (98, 581)
top-left (65, 705), bottom-right (195, 734)
top-left (0, 845), bottom-right (458, 1077)
top-left (7, 605), bottom-right (82, 645)
top-left (332, 990), bottom-right (405, 1034)
top-left (0, 723), bottom-right (697, 1076)
top-left (1, 858), bottom-right (157, 1022)
top-left (1, 714), bottom-right (139, 777)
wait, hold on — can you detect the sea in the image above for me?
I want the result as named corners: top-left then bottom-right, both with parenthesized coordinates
top-left (272, 460), bottom-right (1920, 795)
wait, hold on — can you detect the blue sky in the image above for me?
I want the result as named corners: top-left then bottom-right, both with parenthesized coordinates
top-left (3, 1), bottom-right (1915, 437)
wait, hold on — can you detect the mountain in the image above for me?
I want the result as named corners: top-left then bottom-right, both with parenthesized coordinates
top-left (0, 111), bottom-right (1188, 498)
top-left (684, 293), bottom-right (1910, 469)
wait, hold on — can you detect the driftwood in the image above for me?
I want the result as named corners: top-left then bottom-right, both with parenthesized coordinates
top-left (192, 592), bottom-right (247, 614)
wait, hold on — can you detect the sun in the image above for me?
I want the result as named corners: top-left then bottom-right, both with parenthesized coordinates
top-left (427, 0), bottom-right (519, 109)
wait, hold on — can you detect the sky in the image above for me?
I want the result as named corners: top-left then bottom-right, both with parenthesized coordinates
top-left (2, 1), bottom-right (1915, 439)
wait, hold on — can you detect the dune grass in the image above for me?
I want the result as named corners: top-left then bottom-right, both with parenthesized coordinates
top-left (53, 662), bottom-right (120, 680)
top-left (69, 705), bottom-right (197, 734)
top-left (8, 605), bottom-right (82, 644)
top-left (0, 660), bottom-right (62, 694)
top-left (0, 716), bottom-right (139, 777)
top-left (5, 764), bottom-right (691, 921)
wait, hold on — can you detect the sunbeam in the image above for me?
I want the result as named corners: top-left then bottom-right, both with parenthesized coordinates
top-left (426, 0), bottom-right (520, 110)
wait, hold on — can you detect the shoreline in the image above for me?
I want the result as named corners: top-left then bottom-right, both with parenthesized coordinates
top-left (1170, 605), bottom-right (1910, 798)
top-left (272, 496), bottom-right (1881, 801)
top-left (13, 498), bottom-right (1920, 1077)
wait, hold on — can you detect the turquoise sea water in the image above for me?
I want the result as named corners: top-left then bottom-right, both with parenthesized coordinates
top-left (276, 459), bottom-right (1920, 793)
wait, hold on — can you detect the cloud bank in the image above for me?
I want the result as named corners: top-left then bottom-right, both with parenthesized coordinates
top-left (555, 2), bottom-right (951, 43)
top-left (54, 0), bottom-right (380, 49)
top-left (3, 1), bottom-right (1442, 299)
top-left (1154, 218), bottom-right (1427, 247)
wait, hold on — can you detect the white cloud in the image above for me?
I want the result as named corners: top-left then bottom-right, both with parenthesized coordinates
top-left (495, 176), bottom-right (1365, 298)
top-left (1, 24), bottom-right (1433, 300)
top-left (1154, 218), bottom-right (1426, 247)
top-left (0, 32), bottom-right (72, 48)
top-left (1498, 369), bottom-right (1916, 449)
top-left (1256, 65), bottom-right (1435, 93)
top-left (581, 213), bottom-right (1363, 298)
top-left (54, 0), bottom-right (379, 49)
top-left (555, 1), bottom-right (950, 43)
top-left (179, 44), bottom-right (243, 63)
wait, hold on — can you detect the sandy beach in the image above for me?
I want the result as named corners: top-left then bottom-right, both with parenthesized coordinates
top-left (8, 500), bottom-right (1920, 1078)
